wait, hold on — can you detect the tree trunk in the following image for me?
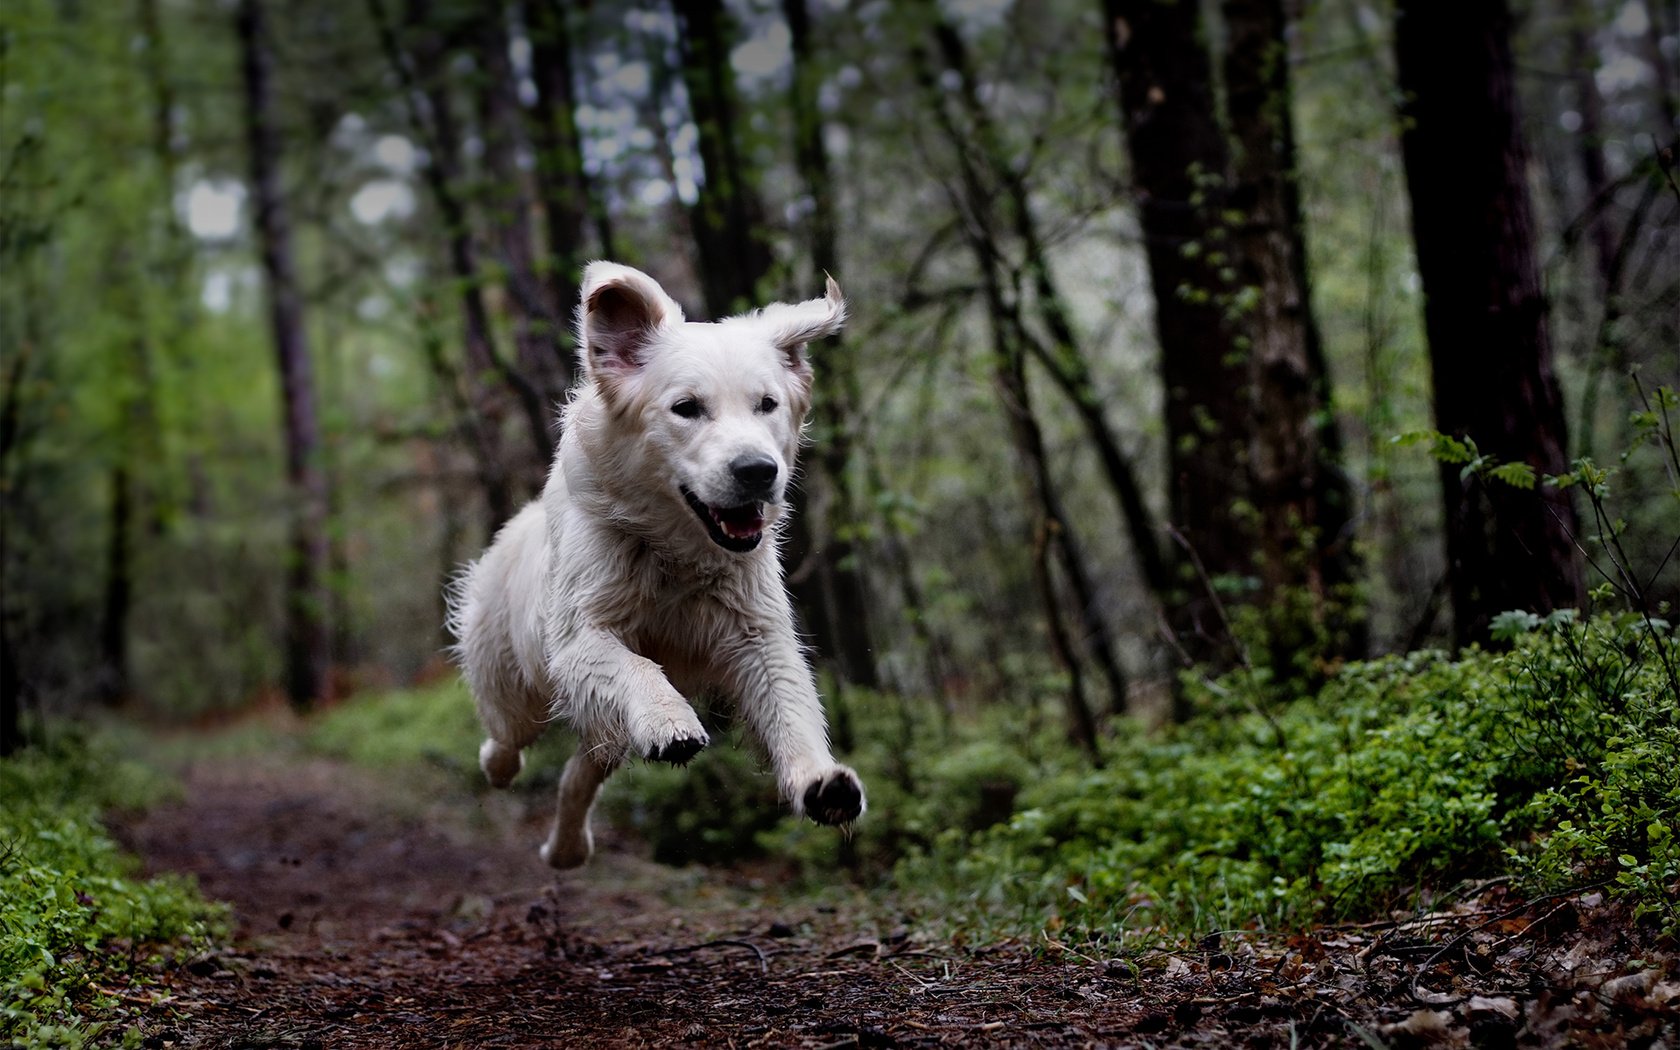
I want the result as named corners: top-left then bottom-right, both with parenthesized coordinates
top-left (1393, 0), bottom-right (1584, 646)
top-left (369, 0), bottom-right (549, 530)
top-left (238, 0), bottom-right (330, 710)
top-left (671, 0), bottom-right (776, 316)
top-left (98, 465), bottom-right (133, 705)
top-left (929, 12), bottom-right (1171, 623)
top-left (0, 342), bottom-right (30, 755)
top-left (1220, 0), bottom-right (1363, 667)
top-left (909, 31), bottom-right (1124, 731)
top-left (477, 7), bottom-right (570, 407)
top-left (782, 0), bottom-right (878, 690)
top-left (521, 0), bottom-right (591, 386)
top-left (1102, 0), bottom-right (1253, 673)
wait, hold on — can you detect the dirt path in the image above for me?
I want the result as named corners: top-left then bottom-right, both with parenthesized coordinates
top-left (116, 754), bottom-right (1677, 1048)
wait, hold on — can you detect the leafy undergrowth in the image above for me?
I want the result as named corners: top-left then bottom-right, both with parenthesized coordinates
top-left (1, 732), bottom-right (226, 1048)
top-left (903, 613), bottom-right (1679, 943)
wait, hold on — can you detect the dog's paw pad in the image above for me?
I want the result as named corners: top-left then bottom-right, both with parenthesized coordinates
top-left (803, 769), bottom-right (865, 826)
top-left (646, 734), bottom-right (707, 766)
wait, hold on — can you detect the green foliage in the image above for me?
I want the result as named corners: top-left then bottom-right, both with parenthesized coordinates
top-left (605, 736), bottom-right (785, 867)
top-left (1, 732), bottom-right (225, 1047)
top-left (307, 678), bottom-right (483, 781)
top-left (899, 614), bottom-right (1679, 942)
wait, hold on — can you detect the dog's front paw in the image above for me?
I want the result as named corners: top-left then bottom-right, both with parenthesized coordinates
top-left (801, 767), bottom-right (866, 826)
top-left (646, 734), bottom-right (707, 765)
top-left (633, 707), bottom-right (710, 766)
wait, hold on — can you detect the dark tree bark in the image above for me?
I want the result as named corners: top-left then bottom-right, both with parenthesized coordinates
top-left (1102, 0), bottom-right (1254, 673)
top-left (781, 0), bottom-right (878, 690)
top-left (522, 0), bottom-right (593, 381)
top-left (1394, 0), bottom-right (1584, 646)
top-left (238, 0), bottom-right (330, 710)
top-left (0, 341), bottom-right (31, 755)
top-left (670, 0), bottom-right (776, 316)
top-left (1220, 0), bottom-right (1363, 665)
top-left (0, 626), bottom-right (19, 756)
top-left (98, 465), bottom-right (132, 705)
top-left (476, 7), bottom-right (571, 408)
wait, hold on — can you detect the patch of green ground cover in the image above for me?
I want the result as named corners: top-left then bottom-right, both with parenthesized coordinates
top-left (1, 732), bottom-right (226, 1049)
top-left (306, 677), bottom-right (482, 779)
top-left (901, 613), bottom-right (1679, 942)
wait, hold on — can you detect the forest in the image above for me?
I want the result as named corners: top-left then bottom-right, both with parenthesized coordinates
top-left (2, 0), bottom-right (1677, 1046)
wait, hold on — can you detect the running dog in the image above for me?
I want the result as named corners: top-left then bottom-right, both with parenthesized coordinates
top-left (449, 262), bottom-right (866, 868)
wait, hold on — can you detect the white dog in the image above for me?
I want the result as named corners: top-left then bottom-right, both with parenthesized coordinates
top-left (449, 262), bottom-right (866, 869)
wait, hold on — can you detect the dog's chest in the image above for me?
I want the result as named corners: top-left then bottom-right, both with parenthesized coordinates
top-left (608, 562), bottom-right (747, 668)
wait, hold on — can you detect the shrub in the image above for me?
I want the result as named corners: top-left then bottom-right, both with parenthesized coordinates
top-left (900, 613), bottom-right (1679, 941)
top-left (1, 731), bottom-right (225, 1048)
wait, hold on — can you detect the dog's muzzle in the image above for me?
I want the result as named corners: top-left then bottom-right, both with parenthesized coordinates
top-left (681, 486), bottom-right (769, 553)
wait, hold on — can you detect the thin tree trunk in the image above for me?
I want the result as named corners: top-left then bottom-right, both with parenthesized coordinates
top-left (1, 341), bottom-right (32, 754)
top-left (782, 0), bottom-right (878, 690)
top-left (98, 465), bottom-right (132, 706)
top-left (522, 0), bottom-right (591, 385)
top-left (1102, 0), bottom-right (1253, 675)
top-left (238, 0), bottom-right (330, 710)
top-left (929, 13), bottom-right (1171, 616)
top-left (477, 7), bottom-right (569, 408)
top-left (1221, 0), bottom-right (1363, 666)
top-left (997, 326), bottom-right (1105, 763)
top-left (671, 0), bottom-right (776, 316)
top-left (369, 0), bottom-right (550, 530)
top-left (1394, 0), bottom-right (1584, 646)
top-left (908, 35), bottom-right (1118, 738)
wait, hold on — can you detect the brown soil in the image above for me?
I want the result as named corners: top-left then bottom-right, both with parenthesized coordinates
top-left (115, 754), bottom-right (1678, 1049)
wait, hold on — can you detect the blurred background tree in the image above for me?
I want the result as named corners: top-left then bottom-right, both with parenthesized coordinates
top-left (1, 0), bottom-right (1675, 751)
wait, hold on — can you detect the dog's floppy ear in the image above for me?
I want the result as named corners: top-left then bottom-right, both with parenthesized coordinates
top-left (579, 262), bottom-right (685, 382)
top-left (758, 275), bottom-right (847, 372)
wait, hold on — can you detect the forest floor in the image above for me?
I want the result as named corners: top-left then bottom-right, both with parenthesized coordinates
top-left (111, 742), bottom-right (1678, 1049)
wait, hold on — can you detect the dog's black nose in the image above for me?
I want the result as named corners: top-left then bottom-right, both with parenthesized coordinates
top-left (730, 454), bottom-right (779, 495)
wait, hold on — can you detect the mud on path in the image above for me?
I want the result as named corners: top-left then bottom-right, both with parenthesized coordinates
top-left (116, 754), bottom-right (1678, 1049)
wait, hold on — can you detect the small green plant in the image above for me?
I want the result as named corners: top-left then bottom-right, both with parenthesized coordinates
top-left (1, 731), bottom-right (226, 1047)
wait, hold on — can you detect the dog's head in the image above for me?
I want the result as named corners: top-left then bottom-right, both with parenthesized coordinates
top-left (576, 262), bottom-right (846, 555)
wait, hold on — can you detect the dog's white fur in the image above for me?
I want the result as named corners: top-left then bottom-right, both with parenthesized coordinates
top-left (449, 262), bottom-right (866, 869)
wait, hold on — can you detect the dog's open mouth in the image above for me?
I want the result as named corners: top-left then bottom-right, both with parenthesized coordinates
top-left (681, 487), bottom-right (766, 552)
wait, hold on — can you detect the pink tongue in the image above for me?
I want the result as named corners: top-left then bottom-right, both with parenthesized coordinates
top-left (713, 506), bottom-right (764, 539)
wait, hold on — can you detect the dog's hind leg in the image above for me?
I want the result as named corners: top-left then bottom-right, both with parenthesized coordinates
top-left (540, 745), bottom-right (617, 869)
top-left (475, 682), bottom-right (550, 788)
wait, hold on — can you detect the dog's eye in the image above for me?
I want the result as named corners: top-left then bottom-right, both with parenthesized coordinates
top-left (671, 399), bottom-right (704, 419)
top-left (757, 396), bottom-right (778, 414)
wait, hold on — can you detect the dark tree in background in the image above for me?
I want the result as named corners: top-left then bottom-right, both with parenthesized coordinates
top-left (522, 0), bottom-right (596, 384)
top-left (1102, 0), bottom-right (1253, 672)
top-left (783, 0), bottom-right (879, 691)
top-left (1220, 0), bottom-right (1361, 667)
top-left (1104, 0), bottom-right (1360, 682)
top-left (671, 0), bottom-right (776, 318)
top-left (1394, 0), bottom-right (1585, 646)
top-left (237, 0), bottom-right (330, 710)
